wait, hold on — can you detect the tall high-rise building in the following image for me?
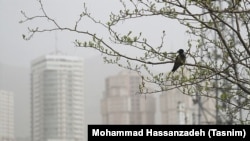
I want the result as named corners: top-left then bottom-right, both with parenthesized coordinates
top-left (160, 89), bottom-right (194, 124)
top-left (30, 52), bottom-right (84, 141)
top-left (0, 90), bottom-right (14, 141)
top-left (160, 88), bottom-right (216, 124)
top-left (101, 71), bottom-right (156, 124)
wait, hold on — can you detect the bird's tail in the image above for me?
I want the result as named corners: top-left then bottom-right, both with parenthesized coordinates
top-left (171, 66), bottom-right (178, 73)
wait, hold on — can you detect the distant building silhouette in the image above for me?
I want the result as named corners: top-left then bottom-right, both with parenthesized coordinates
top-left (30, 52), bottom-right (84, 141)
top-left (101, 71), bottom-right (156, 124)
top-left (160, 88), bottom-right (216, 124)
top-left (0, 90), bottom-right (14, 141)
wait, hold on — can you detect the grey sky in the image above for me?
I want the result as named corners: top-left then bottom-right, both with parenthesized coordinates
top-left (0, 0), bottom-right (189, 138)
top-left (0, 0), bottom-right (188, 67)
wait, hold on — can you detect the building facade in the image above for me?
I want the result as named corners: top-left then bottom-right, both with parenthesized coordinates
top-left (30, 52), bottom-right (84, 141)
top-left (0, 90), bottom-right (14, 141)
top-left (160, 88), bottom-right (216, 124)
top-left (101, 71), bottom-right (156, 124)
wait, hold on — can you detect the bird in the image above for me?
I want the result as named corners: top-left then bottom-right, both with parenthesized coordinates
top-left (171, 49), bottom-right (186, 73)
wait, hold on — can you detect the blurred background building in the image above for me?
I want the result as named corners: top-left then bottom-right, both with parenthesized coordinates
top-left (0, 90), bottom-right (15, 141)
top-left (101, 71), bottom-right (156, 124)
top-left (30, 52), bottom-right (84, 141)
top-left (160, 89), bottom-right (216, 124)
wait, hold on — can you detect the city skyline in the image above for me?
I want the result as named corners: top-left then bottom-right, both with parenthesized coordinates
top-left (0, 0), bottom-right (188, 138)
top-left (1, 51), bottom-right (222, 141)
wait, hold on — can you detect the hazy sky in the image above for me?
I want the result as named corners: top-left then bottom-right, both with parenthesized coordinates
top-left (0, 0), bottom-right (189, 138)
top-left (0, 0), bottom-right (188, 67)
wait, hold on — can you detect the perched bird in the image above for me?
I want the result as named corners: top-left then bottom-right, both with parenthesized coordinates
top-left (171, 49), bottom-right (186, 72)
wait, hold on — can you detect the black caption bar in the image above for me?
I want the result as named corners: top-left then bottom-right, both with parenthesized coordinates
top-left (88, 125), bottom-right (250, 140)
